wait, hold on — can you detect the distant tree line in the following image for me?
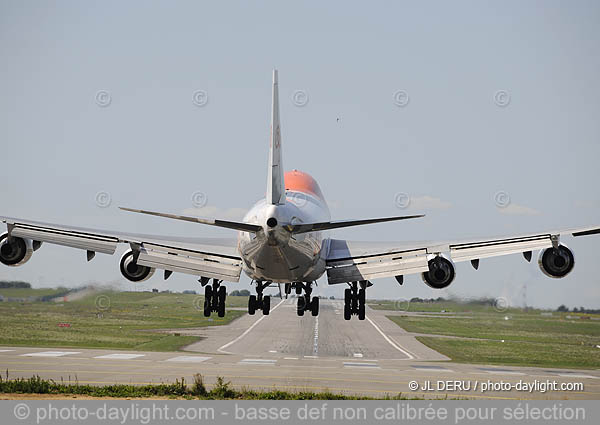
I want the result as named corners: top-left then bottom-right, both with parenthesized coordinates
top-left (229, 289), bottom-right (251, 296)
top-left (556, 305), bottom-right (600, 314)
top-left (0, 281), bottom-right (31, 289)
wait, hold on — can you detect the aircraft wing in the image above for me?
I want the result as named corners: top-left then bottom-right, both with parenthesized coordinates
top-left (325, 225), bottom-right (600, 284)
top-left (1, 216), bottom-right (242, 282)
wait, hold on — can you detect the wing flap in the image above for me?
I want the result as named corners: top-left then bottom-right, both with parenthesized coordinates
top-left (136, 242), bottom-right (242, 282)
top-left (9, 222), bottom-right (118, 254)
top-left (449, 235), bottom-right (552, 263)
top-left (327, 248), bottom-right (428, 284)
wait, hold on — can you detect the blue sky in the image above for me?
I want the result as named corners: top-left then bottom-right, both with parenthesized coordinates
top-left (1, 0), bottom-right (599, 308)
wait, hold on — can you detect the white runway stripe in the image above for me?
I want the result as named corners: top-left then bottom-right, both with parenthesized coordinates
top-left (365, 316), bottom-right (416, 360)
top-left (344, 362), bottom-right (381, 369)
top-left (412, 366), bottom-right (453, 372)
top-left (239, 358), bottom-right (276, 365)
top-left (557, 374), bottom-right (598, 379)
top-left (94, 354), bottom-right (145, 360)
top-left (22, 351), bottom-right (81, 357)
top-left (0, 349), bottom-right (15, 352)
top-left (165, 356), bottom-right (211, 363)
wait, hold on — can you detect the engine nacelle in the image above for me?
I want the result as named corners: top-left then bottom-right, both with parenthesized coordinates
top-left (119, 250), bottom-right (155, 282)
top-left (538, 244), bottom-right (575, 279)
top-left (0, 233), bottom-right (33, 267)
top-left (421, 254), bottom-right (456, 289)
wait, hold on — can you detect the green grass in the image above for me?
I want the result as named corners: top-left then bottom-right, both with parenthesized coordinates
top-left (0, 374), bottom-right (410, 400)
top-left (385, 305), bottom-right (600, 369)
top-left (0, 289), bottom-right (247, 351)
top-left (416, 336), bottom-right (600, 369)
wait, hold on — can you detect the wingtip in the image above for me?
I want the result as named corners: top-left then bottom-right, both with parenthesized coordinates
top-left (273, 69), bottom-right (278, 83)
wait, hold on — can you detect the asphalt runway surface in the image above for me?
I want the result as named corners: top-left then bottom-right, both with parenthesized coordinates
top-left (1, 299), bottom-right (599, 399)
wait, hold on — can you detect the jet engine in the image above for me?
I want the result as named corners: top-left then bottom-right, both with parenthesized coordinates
top-left (422, 254), bottom-right (456, 289)
top-left (538, 244), bottom-right (575, 278)
top-left (119, 250), bottom-right (155, 282)
top-left (0, 232), bottom-right (34, 267)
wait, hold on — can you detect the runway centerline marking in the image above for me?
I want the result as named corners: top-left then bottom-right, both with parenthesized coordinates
top-left (365, 316), bottom-right (416, 360)
top-left (218, 298), bottom-right (286, 354)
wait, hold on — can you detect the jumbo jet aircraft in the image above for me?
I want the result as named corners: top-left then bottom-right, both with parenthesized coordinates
top-left (2, 70), bottom-right (599, 320)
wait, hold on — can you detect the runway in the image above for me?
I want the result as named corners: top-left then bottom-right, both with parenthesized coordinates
top-left (1, 299), bottom-right (599, 399)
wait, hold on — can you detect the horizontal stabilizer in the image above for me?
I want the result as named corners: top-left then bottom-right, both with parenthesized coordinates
top-left (119, 207), bottom-right (262, 233)
top-left (286, 214), bottom-right (425, 234)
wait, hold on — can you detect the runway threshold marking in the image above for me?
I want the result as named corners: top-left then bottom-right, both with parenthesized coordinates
top-left (558, 374), bottom-right (598, 379)
top-left (239, 359), bottom-right (277, 365)
top-left (164, 356), bottom-right (211, 363)
top-left (365, 316), bottom-right (416, 360)
top-left (21, 351), bottom-right (81, 357)
top-left (343, 362), bottom-right (381, 369)
top-left (94, 354), bottom-right (145, 360)
top-left (218, 298), bottom-right (286, 354)
top-left (412, 366), bottom-right (453, 373)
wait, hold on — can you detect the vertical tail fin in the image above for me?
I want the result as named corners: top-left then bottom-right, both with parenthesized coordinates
top-left (266, 69), bottom-right (285, 205)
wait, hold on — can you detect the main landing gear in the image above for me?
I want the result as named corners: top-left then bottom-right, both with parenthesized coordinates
top-left (202, 278), bottom-right (226, 318)
top-left (344, 281), bottom-right (370, 320)
top-left (295, 282), bottom-right (319, 317)
top-left (248, 281), bottom-right (271, 315)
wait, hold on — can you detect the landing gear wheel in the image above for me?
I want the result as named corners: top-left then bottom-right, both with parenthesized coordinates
top-left (248, 295), bottom-right (257, 315)
top-left (358, 302), bottom-right (365, 320)
top-left (203, 285), bottom-right (212, 317)
top-left (343, 281), bottom-right (369, 320)
top-left (217, 286), bottom-right (226, 317)
top-left (359, 288), bottom-right (366, 305)
top-left (262, 295), bottom-right (271, 315)
top-left (311, 297), bottom-right (319, 316)
top-left (297, 297), bottom-right (305, 316)
top-left (343, 302), bottom-right (351, 320)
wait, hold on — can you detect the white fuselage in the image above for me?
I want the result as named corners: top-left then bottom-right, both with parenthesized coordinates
top-left (238, 190), bottom-right (330, 283)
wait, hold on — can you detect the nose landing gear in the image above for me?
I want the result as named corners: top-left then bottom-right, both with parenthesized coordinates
top-left (248, 281), bottom-right (271, 315)
top-left (201, 278), bottom-right (226, 318)
top-left (344, 281), bottom-right (370, 320)
top-left (294, 282), bottom-right (319, 317)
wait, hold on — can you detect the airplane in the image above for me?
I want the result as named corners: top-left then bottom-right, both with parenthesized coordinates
top-left (2, 70), bottom-right (599, 321)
